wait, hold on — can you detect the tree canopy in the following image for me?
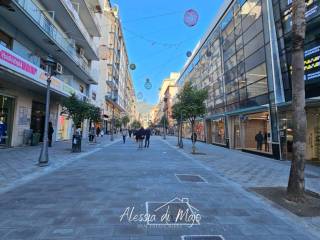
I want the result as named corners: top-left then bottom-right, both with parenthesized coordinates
top-left (61, 94), bottom-right (102, 126)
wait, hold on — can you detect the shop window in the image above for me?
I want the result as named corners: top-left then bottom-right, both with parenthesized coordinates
top-left (241, 111), bottom-right (271, 153)
top-left (246, 63), bottom-right (267, 84)
top-left (0, 30), bottom-right (12, 49)
top-left (247, 78), bottom-right (268, 98)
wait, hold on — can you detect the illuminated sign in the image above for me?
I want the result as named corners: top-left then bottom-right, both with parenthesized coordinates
top-left (304, 45), bottom-right (320, 81)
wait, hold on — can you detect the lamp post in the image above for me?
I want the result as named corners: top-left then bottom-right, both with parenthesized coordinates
top-left (163, 96), bottom-right (168, 140)
top-left (38, 56), bottom-right (56, 167)
top-left (110, 102), bottom-right (115, 141)
top-left (179, 110), bottom-right (184, 148)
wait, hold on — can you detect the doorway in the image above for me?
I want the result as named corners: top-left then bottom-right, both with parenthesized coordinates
top-left (0, 95), bottom-right (15, 147)
top-left (30, 101), bottom-right (45, 142)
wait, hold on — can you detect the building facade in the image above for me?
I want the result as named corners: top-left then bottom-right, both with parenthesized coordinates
top-left (153, 72), bottom-right (180, 128)
top-left (177, 0), bottom-right (320, 162)
top-left (0, 0), bottom-right (102, 147)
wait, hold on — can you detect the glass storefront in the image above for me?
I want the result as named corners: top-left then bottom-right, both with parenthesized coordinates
top-left (0, 95), bottom-right (14, 147)
top-left (30, 101), bottom-right (45, 142)
top-left (279, 108), bottom-right (320, 163)
top-left (211, 118), bottom-right (225, 145)
top-left (240, 112), bottom-right (271, 153)
top-left (57, 115), bottom-right (71, 140)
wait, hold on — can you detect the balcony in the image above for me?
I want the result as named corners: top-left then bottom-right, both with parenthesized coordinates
top-left (39, 0), bottom-right (99, 60)
top-left (77, 0), bottom-right (101, 37)
top-left (2, 0), bottom-right (97, 84)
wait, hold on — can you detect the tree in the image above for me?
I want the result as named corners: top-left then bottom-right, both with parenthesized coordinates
top-left (287, 0), bottom-right (307, 202)
top-left (121, 115), bottom-right (130, 128)
top-left (159, 115), bottom-right (169, 128)
top-left (115, 118), bottom-right (122, 129)
top-left (87, 106), bottom-right (102, 124)
top-left (172, 102), bottom-right (186, 147)
top-left (131, 120), bottom-right (141, 129)
top-left (175, 81), bottom-right (208, 154)
top-left (61, 94), bottom-right (89, 129)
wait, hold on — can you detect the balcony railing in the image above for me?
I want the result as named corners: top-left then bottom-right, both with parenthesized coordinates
top-left (62, 0), bottom-right (98, 54)
top-left (14, 0), bottom-right (94, 80)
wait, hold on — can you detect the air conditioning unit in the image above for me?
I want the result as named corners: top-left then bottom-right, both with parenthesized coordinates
top-left (55, 62), bottom-right (63, 74)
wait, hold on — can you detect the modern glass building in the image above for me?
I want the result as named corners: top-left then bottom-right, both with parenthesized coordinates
top-left (177, 0), bottom-right (320, 162)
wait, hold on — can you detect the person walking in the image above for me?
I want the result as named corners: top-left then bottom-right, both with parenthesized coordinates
top-left (122, 128), bottom-right (128, 144)
top-left (144, 127), bottom-right (151, 148)
top-left (48, 122), bottom-right (54, 147)
top-left (137, 127), bottom-right (145, 149)
top-left (129, 129), bottom-right (132, 138)
top-left (255, 131), bottom-right (263, 151)
top-left (96, 127), bottom-right (101, 138)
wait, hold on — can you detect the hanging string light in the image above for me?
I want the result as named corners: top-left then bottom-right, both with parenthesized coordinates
top-left (144, 78), bottom-right (152, 90)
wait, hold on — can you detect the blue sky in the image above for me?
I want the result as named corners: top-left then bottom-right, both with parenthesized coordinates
top-left (111, 0), bottom-right (224, 105)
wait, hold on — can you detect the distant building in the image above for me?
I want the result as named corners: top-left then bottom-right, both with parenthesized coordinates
top-left (136, 102), bottom-right (154, 128)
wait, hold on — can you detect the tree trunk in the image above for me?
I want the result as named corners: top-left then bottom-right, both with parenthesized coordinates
top-left (287, 0), bottom-right (306, 202)
top-left (191, 120), bottom-right (196, 154)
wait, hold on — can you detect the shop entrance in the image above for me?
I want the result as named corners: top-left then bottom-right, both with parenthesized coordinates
top-left (211, 118), bottom-right (225, 145)
top-left (30, 101), bottom-right (45, 142)
top-left (0, 95), bottom-right (14, 147)
top-left (241, 112), bottom-right (271, 153)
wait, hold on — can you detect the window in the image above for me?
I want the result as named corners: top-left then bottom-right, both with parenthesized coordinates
top-left (0, 30), bottom-right (12, 49)
top-left (242, 1), bottom-right (262, 32)
top-left (247, 78), bottom-right (268, 98)
top-left (246, 63), bottom-right (267, 84)
top-left (244, 32), bottom-right (264, 58)
top-left (244, 45), bottom-right (265, 71)
top-left (243, 17), bottom-right (263, 45)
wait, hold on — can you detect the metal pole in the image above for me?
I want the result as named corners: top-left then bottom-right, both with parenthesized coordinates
top-left (111, 104), bottom-right (114, 141)
top-left (179, 111), bottom-right (183, 148)
top-left (38, 77), bottom-right (51, 166)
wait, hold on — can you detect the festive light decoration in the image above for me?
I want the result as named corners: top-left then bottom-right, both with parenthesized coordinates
top-left (184, 9), bottom-right (199, 27)
top-left (129, 63), bottom-right (136, 70)
top-left (144, 78), bottom-right (152, 90)
top-left (186, 51), bottom-right (192, 57)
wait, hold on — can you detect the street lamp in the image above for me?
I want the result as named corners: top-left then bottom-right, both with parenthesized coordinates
top-left (110, 95), bottom-right (116, 141)
top-left (179, 110), bottom-right (185, 148)
top-left (163, 96), bottom-right (168, 140)
top-left (38, 56), bottom-right (56, 167)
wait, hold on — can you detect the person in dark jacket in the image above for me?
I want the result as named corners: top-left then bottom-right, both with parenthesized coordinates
top-left (255, 131), bottom-right (263, 150)
top-left (137, 127), bottom-right (145, 149)
top-left (144, 127), bottom-right (151, 148)
top-left (48, 122), bottom-right (54, 147)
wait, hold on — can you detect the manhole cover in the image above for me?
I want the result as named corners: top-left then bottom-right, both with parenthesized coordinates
top-left (182, 235), bottom-right (224, 240)
top-left (305, 173), bottom-right (320, 179)
top-left (176, 174), bottom-right (207, 183)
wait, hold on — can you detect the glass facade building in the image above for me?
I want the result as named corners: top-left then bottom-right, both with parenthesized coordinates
top-left (177, 0), bottom-right (320, 162)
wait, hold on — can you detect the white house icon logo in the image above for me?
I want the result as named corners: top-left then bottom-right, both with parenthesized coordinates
top-left (146, 197), bottom-right (201, 227)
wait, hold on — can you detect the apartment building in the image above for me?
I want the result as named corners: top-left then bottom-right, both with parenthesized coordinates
top-left (0, 0), bottom-right (103, 147)
top-left (98, 4), bottom-right (136, 132)
top-left (177, 0), bottom-right (320, 162)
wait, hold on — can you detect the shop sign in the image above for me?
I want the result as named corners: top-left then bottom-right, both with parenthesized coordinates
top-left (0, 45), bottom-right (79, 97)
top-left (304, 45), bottom-right (320, 81)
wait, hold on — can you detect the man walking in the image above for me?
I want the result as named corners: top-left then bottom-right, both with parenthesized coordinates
top-left (144, 127), bottom-right (151, 148)
top-left (122, 128), bottom-right (128, 144)
top-left (137, 127), bottom-right (145, 149)
top-left (255, 131), bottom-right (263, 151)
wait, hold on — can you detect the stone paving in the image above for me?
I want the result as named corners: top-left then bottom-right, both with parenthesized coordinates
top-left (165, 136), bottom-right (320, 235)
top-left (0, 135), bottom-right (120, 194)
top-left (0, 136), bottom-right (318, 239)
